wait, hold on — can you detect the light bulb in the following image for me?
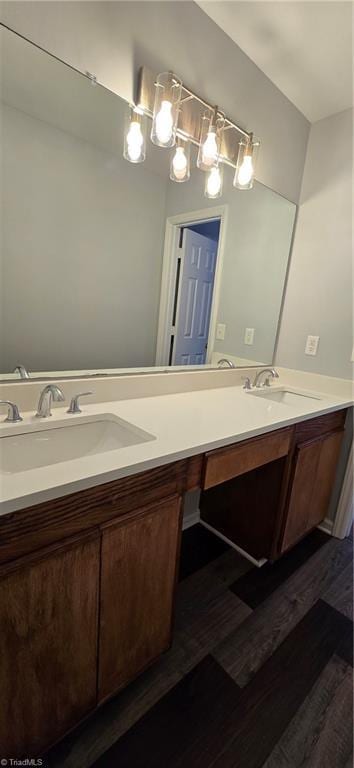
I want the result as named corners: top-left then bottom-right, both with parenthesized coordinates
top-left (202, 129), bottom-right (218, 167)
top-left (237, 155), bottom-right (254, 186)
top-left (151, 73), bottom-right (182, 147)
top-left (172, 146), bottom-right (188, 180)
top-left (155, 100), bottom-right (174, 144)
top-left (126, 120), bottom-right (144, 162)
top-left (206, 167), bottom-right (222, 198)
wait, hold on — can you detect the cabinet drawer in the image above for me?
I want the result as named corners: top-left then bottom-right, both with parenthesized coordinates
top-left (202, 428), bottom-right (292, 489)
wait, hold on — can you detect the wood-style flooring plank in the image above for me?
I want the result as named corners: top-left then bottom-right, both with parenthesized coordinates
top-left (230, 529), bottom-right (329, 608)
top-left (214, 535), bottom-right (352, 686)
top-left (178, 524), bottom-right (229, 580)
top-left (337, 622), bottom-right (354, 668)
top-left (175, 564), bottom-right (252, 652)
top-left (208, 601), bottom-right (352, 768)
top-left (323, 561), bottom-right (353, 621)
top-left (283, 657), bottom-right (353, 768)
top-left (262, 654), bottom-right (353, 768)
top-left (205, 546), bottom-right (253, 587)
top-left (92, 656), bottom-right (240, 768)
top-left (344, 754), bottom-right (354, 768)
top-left (92, 601), bottom-right (352, 768)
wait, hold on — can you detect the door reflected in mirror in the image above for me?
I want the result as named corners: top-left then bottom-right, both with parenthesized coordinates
top-left (0, 27), bottom-right (296, 381)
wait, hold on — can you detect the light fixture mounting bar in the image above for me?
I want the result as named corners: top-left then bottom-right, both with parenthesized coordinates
top-left (176, 82), bottom-right (250, 140)
top-left (136, 66), bottom-right (252, 168)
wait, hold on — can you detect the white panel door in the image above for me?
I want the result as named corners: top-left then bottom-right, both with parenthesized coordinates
top-left (173, 229), bottom-right (217, 365)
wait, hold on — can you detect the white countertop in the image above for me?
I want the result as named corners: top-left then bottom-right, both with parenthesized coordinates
top-left (0, 375), bottom-right (352, 517)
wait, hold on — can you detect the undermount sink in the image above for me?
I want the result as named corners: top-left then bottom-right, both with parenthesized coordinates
top-left (0, 415), bottom-right (155, 474)
top-left (249, 389), bottom-right (322, 407)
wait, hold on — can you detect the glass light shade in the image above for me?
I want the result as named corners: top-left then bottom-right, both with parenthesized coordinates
top-left (170, 138), bottom-right (190, 182)
top-left (233, 136), bottom-right (259, 190)
top-left (151, 72), bottom-right (182, 148)
top-left (123, 107), bottom-right (146, 163)
top-left (197, 109), bottom-right (225, 171)
top-left (205, 164), bottom-right (224, 199)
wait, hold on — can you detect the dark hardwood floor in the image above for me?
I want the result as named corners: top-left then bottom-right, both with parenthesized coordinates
top-left (45, 523), bottom-right (353, 768)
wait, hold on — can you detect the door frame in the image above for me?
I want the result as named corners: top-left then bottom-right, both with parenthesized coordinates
top-left (155, 205), bottom-right (228, 366)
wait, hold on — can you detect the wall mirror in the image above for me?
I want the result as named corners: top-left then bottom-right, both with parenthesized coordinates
top-left (0, 26), bottom-right (297, 381)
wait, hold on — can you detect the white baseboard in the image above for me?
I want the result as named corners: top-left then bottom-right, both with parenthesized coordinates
top-left (318, 517), bottom-right (334, 536)
top-left (182, 509), bottom-right (200, 530)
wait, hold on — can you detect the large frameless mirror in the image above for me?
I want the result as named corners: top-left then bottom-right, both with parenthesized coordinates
top-left (0, 26), bottom-right (296, 381)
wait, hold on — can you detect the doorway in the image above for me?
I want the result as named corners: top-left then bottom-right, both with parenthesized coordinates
top-left (156, 206), bottom-right (227, 366)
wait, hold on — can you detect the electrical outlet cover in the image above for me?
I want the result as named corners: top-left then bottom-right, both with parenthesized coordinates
top-left (305, 335), bottom-right (320, 356)
top-left (244, 328), bottom-right (255, 345)
top-left (216, 323), bottom-right (226, 341)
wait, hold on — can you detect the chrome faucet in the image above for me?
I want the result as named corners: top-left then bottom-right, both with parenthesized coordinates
top-left (217, 358), bottom-right (235, 369)
top-left (252, 368), bottom-right (279, 388)
top-left (13, 365), bottom-right (30, 379)
top-left (0, 400), bottom-right (23, 423)
top-left (36, 385), bottom-right (65, 418)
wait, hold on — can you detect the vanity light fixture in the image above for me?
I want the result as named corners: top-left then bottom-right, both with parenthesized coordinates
top-left (233, 133), bottom-right (260, 190)
top-left (197, 107), bottom-right (225, 171)
top-left (123, 65), bottom-right (261, 195)
top-left (170, 137), bottom-right (190, 182)
top-left (151, 72), bottom-right (182, 148)
top-left (205, 163), bottom-right (224, 199)
top-left (123, 106), bottom-right (146, 163)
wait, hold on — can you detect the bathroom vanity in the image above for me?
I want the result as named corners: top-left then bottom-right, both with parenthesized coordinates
top-left (0, 8), bottom-right (352, 764)
top-left (0, 389), bottom-right (349, 757)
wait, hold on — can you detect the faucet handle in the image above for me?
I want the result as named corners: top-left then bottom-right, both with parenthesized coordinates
top-left (0, 400), bottom-right (23, 423)
top-left (241, 377), bottom-right (252, 390)
top-left (67, 392), bottom-right (93, 415)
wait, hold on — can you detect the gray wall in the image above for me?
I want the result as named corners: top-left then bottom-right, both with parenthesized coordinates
top-left (276, 108), bottom-right (353, 379)
top-left (0, 0), bottom-right (310, 203)
top-left (165, 165), bottom-right (296, 365)
top-left (0, 103), bottom-right (167, 371)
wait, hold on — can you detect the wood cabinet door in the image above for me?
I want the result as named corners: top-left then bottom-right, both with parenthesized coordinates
top-left (281, 430), bottom-right (344, 552)
top-left (98, 495), bottom-right (182, 702)
top-left (308, 430), bottom-right (344, 528)
top-left (0, 531), bottom-right (100, 758)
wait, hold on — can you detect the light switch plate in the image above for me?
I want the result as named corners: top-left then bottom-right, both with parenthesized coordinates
top-left (305, 335), bottom-right (320, 356)
top-left (216, 323), bottom-right (226, 341)
top-left (351, 345), bottom-right (354, 363)
top-left (244, 327), bottom-right (255, 346)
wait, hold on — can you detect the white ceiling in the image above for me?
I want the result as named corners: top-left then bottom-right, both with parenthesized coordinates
top-left (196, 1), bottom-right (353, 122)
